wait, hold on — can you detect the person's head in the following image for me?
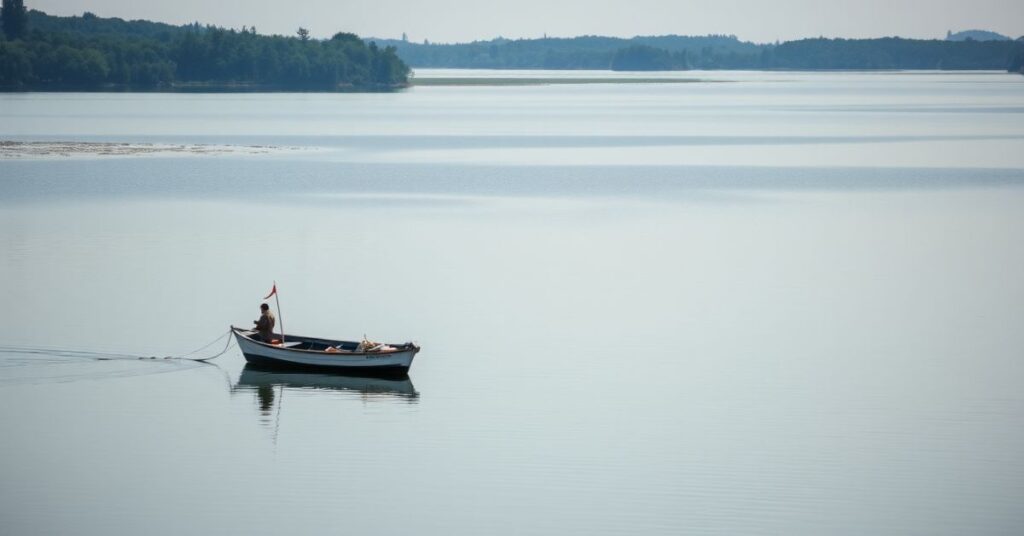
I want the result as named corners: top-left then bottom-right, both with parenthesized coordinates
top-left (260, 303), bottom-right (270, 312)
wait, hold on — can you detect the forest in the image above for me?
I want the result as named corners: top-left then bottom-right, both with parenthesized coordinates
top-left (376, 34), bottom-right (1024, 72)
top-left (0, 5), bottom-right (409, 90)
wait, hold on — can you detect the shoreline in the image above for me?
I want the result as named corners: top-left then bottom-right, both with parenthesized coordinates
top-left (2, 69), bottom-right (1016, 92)
top-left (409, 76), bottom-right (718, 86)
top-left (0, 82), bottom-right (409, 93)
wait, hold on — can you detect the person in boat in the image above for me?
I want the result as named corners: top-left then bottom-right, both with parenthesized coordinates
top-left (253, 303), bottom-right (276, 342)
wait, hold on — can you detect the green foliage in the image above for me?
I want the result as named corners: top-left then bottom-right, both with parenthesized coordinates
top-left (1, 9), bottom-right (409, 90)
top-left (768, 37), bottom-right (1024, 70)
top-left (25, 9), bottom-right (180, 41)
top-left (611, 45), bottom-right (688, 71)
top-left (2, 0), bottom-right (28, 40)
top-left (376, 34), bottom-right (1024, 72)
top-left (0, 40), bottom-right (32, 84)
top-left (1010, 52), bottom-right (1024, 74)
top-left (170, 28), bottom-right (407, 87)
top-left (377, 35), bottom-right (762, 69)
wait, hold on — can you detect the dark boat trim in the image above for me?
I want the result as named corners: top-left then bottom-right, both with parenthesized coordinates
top-left (241, 352), bottom-right (411, 378)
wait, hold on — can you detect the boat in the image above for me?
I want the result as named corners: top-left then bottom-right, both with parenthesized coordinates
top-left (230, 326), bottom-right (420, 377)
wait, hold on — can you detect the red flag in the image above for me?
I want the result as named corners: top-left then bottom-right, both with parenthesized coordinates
top-left (263, 283), bottom-right (277, 300)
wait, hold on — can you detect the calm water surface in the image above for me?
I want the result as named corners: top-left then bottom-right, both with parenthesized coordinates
top-left (1, 70), bottom-right (1023, 535)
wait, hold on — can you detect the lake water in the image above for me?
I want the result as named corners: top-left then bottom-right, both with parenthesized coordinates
top-left (1, 70), bottom-right (1023, 535)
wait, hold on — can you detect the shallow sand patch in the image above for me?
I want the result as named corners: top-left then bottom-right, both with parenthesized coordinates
top-left (0, 141), bottom-right (306, 159)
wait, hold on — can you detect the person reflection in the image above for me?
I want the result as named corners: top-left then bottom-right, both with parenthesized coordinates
top-left (256, 384), bottom-right (275, 414)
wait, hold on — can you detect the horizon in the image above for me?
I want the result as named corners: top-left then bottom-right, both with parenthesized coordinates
top-left (26, 0), bottom-right (1024, 46)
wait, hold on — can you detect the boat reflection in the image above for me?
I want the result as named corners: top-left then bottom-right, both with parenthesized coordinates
top-left (234, 364), bottom-right (419, 415)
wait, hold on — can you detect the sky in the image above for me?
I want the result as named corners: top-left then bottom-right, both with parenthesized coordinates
top-left (29, 0), bottom-right (1024, 44)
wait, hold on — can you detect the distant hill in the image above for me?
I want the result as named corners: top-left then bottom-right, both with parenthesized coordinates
top-left (946, 30), bottom-right (1011, 42)
top-left (0, 9), bottom-right (409, 90)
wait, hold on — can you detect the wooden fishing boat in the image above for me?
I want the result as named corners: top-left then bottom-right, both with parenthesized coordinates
top-left (230, 326), bottom-right (420, 377)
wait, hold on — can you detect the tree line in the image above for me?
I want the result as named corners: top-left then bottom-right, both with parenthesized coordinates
top-left (374, 34), bottom-right (1024, 72)
top-left (0, 7), bottom-right (409, 90)
top-left (379, 34), bottom-right (760, 70)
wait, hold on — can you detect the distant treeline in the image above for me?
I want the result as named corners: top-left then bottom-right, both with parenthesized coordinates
top-left (376, 34), bottom-right (1024, 72)
top-left (382, 35), bottom-right (760, 70)
top-left (0, 8), bottom-right (409, 90)
top-left (1012, 54), bottom-right (1024, 74)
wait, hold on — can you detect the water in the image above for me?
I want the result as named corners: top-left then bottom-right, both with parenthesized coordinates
top-left (1, 70), bottom-right (1023, 535)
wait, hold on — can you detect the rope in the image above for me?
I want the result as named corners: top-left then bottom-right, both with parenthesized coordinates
top-left (0, 329), bottom-right (236, 363)
top-left (188, 331), bottom-right (235, 362)
top-left (181, 330), bottom-right (233, 357)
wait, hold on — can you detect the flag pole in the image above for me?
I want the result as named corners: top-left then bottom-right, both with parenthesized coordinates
top-left (274, 281), bottom-right (285, 345)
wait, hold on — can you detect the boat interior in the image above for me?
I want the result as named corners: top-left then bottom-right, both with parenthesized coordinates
top-left (237, 329), bottom-right (406, 354)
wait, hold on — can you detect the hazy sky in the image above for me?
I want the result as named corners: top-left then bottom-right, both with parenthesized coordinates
top-left (30, 0), bottom-right (1024, 43)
